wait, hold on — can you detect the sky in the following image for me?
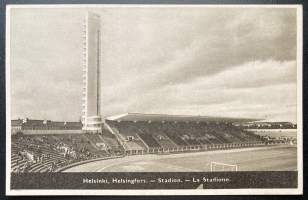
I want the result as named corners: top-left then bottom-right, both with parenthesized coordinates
top-left (9, 6), bottom-right (299, 122)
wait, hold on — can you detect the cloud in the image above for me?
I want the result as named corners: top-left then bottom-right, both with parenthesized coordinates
top-left (10, 7), bottom-right (298, 122)
top-left (187, 60), bottom-right (297, 90)
top-left (101, 7), bottom-right (297, 89)
top-left (104, 60), bottom-right (297, 122)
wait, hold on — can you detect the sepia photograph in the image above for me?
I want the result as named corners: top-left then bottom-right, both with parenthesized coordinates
top-left (6, 4), bottom-right (303, 195)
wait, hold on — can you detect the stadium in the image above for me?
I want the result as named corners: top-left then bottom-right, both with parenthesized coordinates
top-left (11, 113), bottom-right (297, 173)
top-left (10, 12), bottom-right (297, 173)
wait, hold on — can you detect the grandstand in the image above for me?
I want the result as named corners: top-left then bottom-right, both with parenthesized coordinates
top-left (11, 119), bottom-right (82, 134)
top-left (104, 113), bottom-right (265, 155)
top-left (12, 113), bottom-right (290, 173)
top-left (11, 125), bottom-right (123, 172)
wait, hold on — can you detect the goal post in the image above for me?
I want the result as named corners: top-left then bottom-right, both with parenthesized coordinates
top-left (210, 161), bottom-right (238, 172)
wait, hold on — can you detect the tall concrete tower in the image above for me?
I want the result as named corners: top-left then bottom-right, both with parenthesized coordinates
top-left (82, 12), bottom-right (102, 132)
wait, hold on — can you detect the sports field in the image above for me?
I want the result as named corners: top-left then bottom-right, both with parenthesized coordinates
top-left (64, 145), bottom-right (297, 172)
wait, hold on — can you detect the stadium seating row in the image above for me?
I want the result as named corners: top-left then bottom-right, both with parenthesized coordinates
top-left (105, 120), bottom-right (266, 155)
top-left (11, 131), bottom-right (123, 173)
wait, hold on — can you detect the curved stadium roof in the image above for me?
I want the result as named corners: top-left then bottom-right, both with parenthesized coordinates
top-left (106, 113), bottom-right (260, 123)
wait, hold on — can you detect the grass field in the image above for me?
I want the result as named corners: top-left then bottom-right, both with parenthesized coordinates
top-left (64, 145), bottom-right (297, 172)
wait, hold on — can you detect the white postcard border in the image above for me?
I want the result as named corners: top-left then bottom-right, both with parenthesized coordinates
top-left (5, 4), bottom-right (303, 196)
